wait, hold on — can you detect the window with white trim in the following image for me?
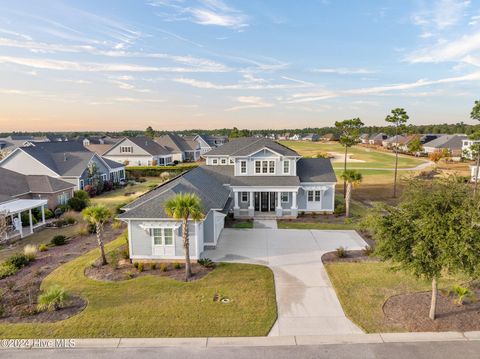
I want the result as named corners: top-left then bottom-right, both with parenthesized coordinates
top-left (269, 160), bottom-right (275, 174)
top-left (229, 158), bottom-right (234, 164)
top-left (254, 160), bottom-right (275, 174)
top-left (307, 191), bottom-right (314, 202)
top-left (241, 192), bottom-right (248, 203)
top-left (255, 161), bottom-right (261, 173)
top-left (307, 190), bottom-right (322, 202)
top-left (283, 160), bottom-right (290, 174)
top-left (212, 159), bottom-right (218, 165)
top-left (240, 160), bottom-right (247, 174)
top-left (221, 158), bottom-right (227, 165)
top-left (120, 146), bottom-right (133, 153)
top-left (281, 192), bottom-right (289, 203)
top-left (315, 190), bottom-right (321, 201)
top-left (152, 228), bottom-right (174, 245)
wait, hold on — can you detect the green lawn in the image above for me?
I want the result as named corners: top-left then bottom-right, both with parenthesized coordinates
top-left (231, 221), bottom-right (254, 229)
top-left (280, 141), bottom-right (427, 169)
top-left (0, 234), bottom-right (277, 338)
top-left (91, 177), bottom-right (163, 211)
top-left (325, 261), bottom-right (463, 333)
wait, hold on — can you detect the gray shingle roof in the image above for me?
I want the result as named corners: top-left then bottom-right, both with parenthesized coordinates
top-left (127, 136), bottom-right (172, 156)
top-left (423, 135), bottom-right (467, 150)
top-left (296, 158), bottom-right (337, 183)
top-left (119, 166), bottom-right (231, 219)
top-left (154, 134), bottom-right (197, 153)
top-left (204, 137), bottom-right (299, 157)
top-left (101, 157), bottom-right (125, 169)
top-left (0, 168), bottom-right (74, 204)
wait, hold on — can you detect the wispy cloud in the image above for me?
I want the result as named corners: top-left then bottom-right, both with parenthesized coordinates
top-left (149, 0), bottom-right (248, 29)
top-left (225, 96), bottom-right (273, 111)
top-left (411, 0), bottom-right (470, 30)
top-left (311, 67), bottom-right (376, 75)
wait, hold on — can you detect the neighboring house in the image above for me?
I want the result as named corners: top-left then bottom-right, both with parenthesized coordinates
top-left (0, 141), bottom-right (125, 190)
top-left (359, 134), bottom-right (369, 144)
top-left (368, 133), bottom-right (389, 145)
top-left (398, 134), bottom-right (421, 153)
top-left (0, 135), bottom-right (46, 156)
top-left (187, 134), bottom-right (228, 155)
top-left (303, 133), bottom-right (320, 141)
top-left (81, 135), bottom-right (119, 146)
top-left (118, 137), bottom-right (337, 261)
top-left (290, 134), bottom-right (303, 141)
top-left (103, 136), bottom-right (173, 166)
top-left (277, 133), bottom-right (290, 140)
top-left (382, 135), bottom-right (407, 149)
top-left (0, 168), bottom-right (75, 209)
top-left (462, 139), bottom-right (480, 160)
top-left (155, 133), bottom-right (201, 162)
top-left (422, 135), bottom-right (467, 156)
top-left (320, 133), bottom-right (339, 141)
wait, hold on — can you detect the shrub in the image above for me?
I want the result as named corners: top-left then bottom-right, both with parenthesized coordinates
top-left (451, 285), bottom-right (475, 305)
top-left (149, 263), bottom-right (157, 270)
top-left (39, 244), bottom-right (48, 252)
top-left (334, 204), bottom-right (346, 217)
top-left (64, 216), bottom-right (76, 225)
top-left (109, 251), bottom-right (119, 270)
top-left (363, 245), bottom-right (375, 256)
top-left (121, 248), bottom-right (129, 259)
top-left (83, 185), bottom-right (97, 197)
top-left (133, 262), bottom-right (139, 269)
top-left (124, 271), bottom-right (134, 279)
top-left (37, 285), bottom-right (70, 312)
top-left (198, 258), bottom-right (215, 268)
top-left (87, 222), bottom-right (96, 234)
top-left (137, 262), bottom-right (144, 272)
top-left (136, 177), bottom-right (146, 183)
top-left (103, 181), bottom-right (114, 192)
top-left (67, 197), bottom-right (87, 212)
top-left (43, 208), bottom-right (54, 220)
top-left (51, 235), bottom-right (67, 246)
top-left (77, 226), bottom-right (89, 236)
top-left (0, 263), bottom-right (18, 279)
top-left (174, 262), bottom-right (182, 270)
top-left (74, 190), bottom-right (90, 202)
top-left (335, 246), bottom-right (347, 258)
top-left (23, 244), bottom-right (37, 261)
top-left (160, 263), bottom-right (168, 272)
top-left (20, 213), bottom-right (37, 226)
top-left (160, 172), bottom-right (172, 181)
top-left (112, 220), bottom-right (123, 229)
top-left (5, 253), bottom-right (29, 269)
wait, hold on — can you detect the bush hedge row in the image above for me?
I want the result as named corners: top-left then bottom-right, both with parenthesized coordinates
top-left (126, 163), bottom-right (198, 177)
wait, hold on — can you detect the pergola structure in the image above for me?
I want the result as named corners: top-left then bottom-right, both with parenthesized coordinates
top-left (0, 199), bottom-right (48, 240)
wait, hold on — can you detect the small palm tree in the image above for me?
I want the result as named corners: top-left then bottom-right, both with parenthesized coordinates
top-left (340, 170), bottom-right (363, 218)
top-left (165, 193), bottom-right (204, 281)
top-left (82, 205), bottom-right (111, 265)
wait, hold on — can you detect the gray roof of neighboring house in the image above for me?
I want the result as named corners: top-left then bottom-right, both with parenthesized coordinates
top-left (102, 157), bottom-right (125, 169)
top-left (125, 136), bottom-right (172, 156)
top-left (155, 134), bottom-right (197, 153)
top-left (0, 168), bottom-right (74, 204)
top-left (204, 137), bottom-right (299, 157)
top-left (296, 158), bottom-right (337, 183)
top-left (119, 166), bottom-right (231, 219)
top-left (423, 135), bottom-right (467, 149)
top-left (370, 133), bottom-right (388, 141)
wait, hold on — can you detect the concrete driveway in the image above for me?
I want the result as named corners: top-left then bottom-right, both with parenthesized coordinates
top-left (202, 228), bottom-right (367, 336)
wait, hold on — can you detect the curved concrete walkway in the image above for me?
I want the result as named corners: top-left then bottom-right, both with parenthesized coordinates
top-left (203, 228), bottom-right (368, 337)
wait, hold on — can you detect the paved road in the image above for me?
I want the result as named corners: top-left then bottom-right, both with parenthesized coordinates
top-left (2, 341), bottom-right (480, 359)
top-left (203, 228), bottom-right (367, 336)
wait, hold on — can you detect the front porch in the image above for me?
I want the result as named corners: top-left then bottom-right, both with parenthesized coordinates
top-left (0, 199), bottom-right (49, 242)
top-left (232, 189), bottom-right (298, 218)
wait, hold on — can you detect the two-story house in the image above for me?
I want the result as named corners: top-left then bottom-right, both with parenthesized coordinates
top-left (0, 141), bottom-right (125, 190)
top-left (102, 136), bottom-right (173, 166)
top-left (155, 133), bottom-right (201, 162)
top-left (118, 138), bottom-right (336, 261)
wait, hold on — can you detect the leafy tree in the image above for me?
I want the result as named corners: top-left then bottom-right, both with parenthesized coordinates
top-left (369, 177), bottom-right (480, 320)
top-left (340, 170), bottom-right (362, 217)
top-left (82, 205), bottom-right (111, 265)
top-left (145, 126), bottom-right (155, 139)
top-left (407, 137), bottom-right (423, 155)
top-left (335, 118), bottom-right (364, 197)
top-left (471, 100), bottom-right (480, 121)
top-left (385, 108), bottom-right (409, 198)
top-left (469, 100), bottom-right (480, 194)
top-left (165, 193), bottom-right (204, 281)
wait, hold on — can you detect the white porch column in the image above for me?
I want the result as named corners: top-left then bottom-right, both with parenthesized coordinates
top-left (275, 192), bottom-right (283, 217)
top-left (233, 190), bottom-right (240, 217)
top-left (41, 205), bottom-right (46, 224)
top-left (17, 212), bottom-right (23, 238)
top-left (28, 209), bottom-right (33, 233)
top-left (248, 191), bottom-right (254, 217)
top-left (291, 191), bottom-right (298, 217)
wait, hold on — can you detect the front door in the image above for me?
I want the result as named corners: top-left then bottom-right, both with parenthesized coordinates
top-left (152, 228), bottom-right (175, 257)
top-left (261, 192), bottom-right (269, 212)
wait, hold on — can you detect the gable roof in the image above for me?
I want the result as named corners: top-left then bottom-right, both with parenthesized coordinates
top-left (119, 166), bottom-right (230, 219)
top-left (155, 133), bottom-right (197, 153)
top-left (121, 136), bottom-right (172, 156)
top-left (296, 158), bottom-right (337, 182)
top-left (19, 141), bottom-right (97, 177)
top-left (85, 144), bottom-right (114, 156)
top-left (204, 137), bottom-right (299, 157)
top-left (423, 135), bottom-right (467, 149)
top-left (0, 168), bottom-right (74, 204)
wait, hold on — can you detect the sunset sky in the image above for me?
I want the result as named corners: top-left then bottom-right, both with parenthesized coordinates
top-left (1, 0), bottom-right (480, 131)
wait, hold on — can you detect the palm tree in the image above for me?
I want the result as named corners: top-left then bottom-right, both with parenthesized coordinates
top-left (340, 170), bottom-right (363, 218)
top-left (165, 193), bottom-right (204, 281)
top-left (82, 205), bottom-right (111, 265)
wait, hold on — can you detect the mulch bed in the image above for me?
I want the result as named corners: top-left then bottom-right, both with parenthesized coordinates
top-left (0, 223), bottom-right (125, 323)
top-left (85, 250), bottom-right (214, 282)
top-left (383, 284), bottom-right (480, 332)
top-left (322, 250), bottom-right (379, 264)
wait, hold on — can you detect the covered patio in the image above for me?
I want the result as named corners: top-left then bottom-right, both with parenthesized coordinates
top-left (0, 199), bottom-right (48, 241)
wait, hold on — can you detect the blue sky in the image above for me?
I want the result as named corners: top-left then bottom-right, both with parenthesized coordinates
top-left (1, 0), bottom-right (480, 131)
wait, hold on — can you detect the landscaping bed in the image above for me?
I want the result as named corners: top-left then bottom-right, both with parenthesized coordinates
top-left (322, 249), bottom-right (379, 264)
top-left (0, 224), bottom-right (124, 322)
top-left (383, 284), bottom-right (480, 332)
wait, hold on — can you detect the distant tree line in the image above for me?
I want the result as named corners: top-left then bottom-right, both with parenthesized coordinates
top-left (2, 121), bottom-right (479, 139)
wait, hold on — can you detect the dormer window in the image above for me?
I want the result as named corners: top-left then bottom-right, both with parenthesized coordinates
top-left (255, 160), bottom-right (275, 174)
top-left (240, 160), bottom-right (247, 174)
top-left (283, 160), bottom-right (290, 174)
